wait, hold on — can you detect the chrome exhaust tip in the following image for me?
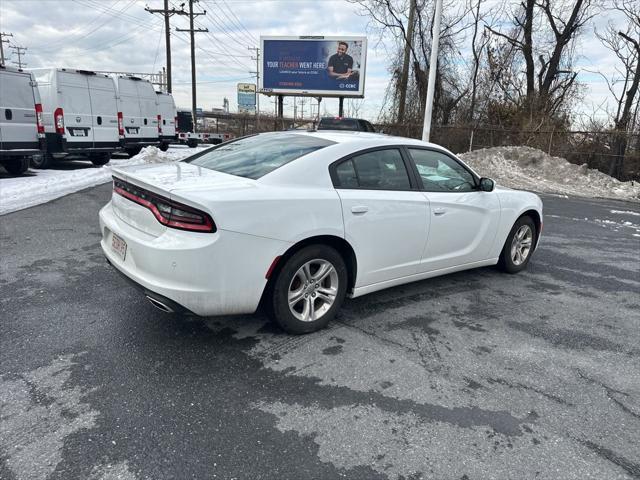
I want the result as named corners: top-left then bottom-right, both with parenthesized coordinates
top-left (145, 295), bottom-right (174, 313)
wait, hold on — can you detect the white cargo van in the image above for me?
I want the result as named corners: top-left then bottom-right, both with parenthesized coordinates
top-left (156, 91), bottom-right (177, 151)
top-left (30, 68), bottom-right (120, 168)
top-left (0, 66), bottom-right (45, 175)
top-left (115, 76), bottom-right (160, 156)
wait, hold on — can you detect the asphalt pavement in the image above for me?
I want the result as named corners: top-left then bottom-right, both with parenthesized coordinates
top-left (1, 185), bottom-right (639, 480)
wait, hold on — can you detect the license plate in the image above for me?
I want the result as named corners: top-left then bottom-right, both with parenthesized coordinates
top-left (111, 233), bottom-right (127, 261)
top-left (74, 130), bottom-right (86, 137)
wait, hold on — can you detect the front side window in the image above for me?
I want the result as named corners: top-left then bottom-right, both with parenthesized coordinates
top-left (408, 148), bottom-right (476, 192)
top-left (184, 134), bottom-right (334, 179)
top-left (334, 148), bottom-right (411, 190)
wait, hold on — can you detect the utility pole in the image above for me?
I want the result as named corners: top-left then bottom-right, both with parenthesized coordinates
top-left (176, 0), bottom-right (207, 132)
top-left (10, 45), bottom-right (27, 69)
top-left (146, 0), bottom-right (187, 93)
top-left (422, 0), bottom-right (443, 142)
top-left (0, 32), bottom-right (13, 65)
top-left (398, 0), bottom-right (416, 124)
top-left (248, 46), bottom-right (260, 130)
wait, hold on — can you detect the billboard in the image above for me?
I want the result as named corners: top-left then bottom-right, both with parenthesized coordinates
top-left (260, 36), bottom-right (367, 98)
top-left (237, 83), bottom-right (256, 113)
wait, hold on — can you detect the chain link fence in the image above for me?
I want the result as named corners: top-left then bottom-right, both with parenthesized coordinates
top-left (379, 123), bottom-right (640, 181)
top-left (199, 114), bottom-right (640, 182)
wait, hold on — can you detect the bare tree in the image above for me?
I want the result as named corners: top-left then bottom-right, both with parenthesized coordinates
top-left (485, 0), bottom-right (598, 120)
top-left (349, 0), bottom-right (474, 126)
top-left (600, 0), bottom-right (640, 177)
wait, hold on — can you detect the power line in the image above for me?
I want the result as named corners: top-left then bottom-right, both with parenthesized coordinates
top-left (10, 45), bottom-right (27, 68)
top-left (146, 0), bottom-right (188, 93)
top-left (202, 0), bottom-right (257, 46)
top-left (176, 0), bottom-right (208, 132)
top-left (248, 45), bottom-right (260, 128)
top-left (0, 32), bottom-right (13, 65)
top-left (219, 0), bottom-right (258, 43)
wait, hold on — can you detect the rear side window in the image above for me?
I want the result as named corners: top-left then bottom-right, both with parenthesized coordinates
top-left (334, 149), bottom-right (411, 190)
top-left (185, 134), bottom-right (334, 179)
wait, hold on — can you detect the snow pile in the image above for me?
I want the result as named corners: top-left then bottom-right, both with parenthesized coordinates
top-left (0, 145), bottom-right (210, 215)
top-left (460, 146), bottom-right (640, 201)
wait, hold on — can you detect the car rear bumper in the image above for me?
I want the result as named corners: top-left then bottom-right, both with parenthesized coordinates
top-left (99, 201), bottom-right (289, 316)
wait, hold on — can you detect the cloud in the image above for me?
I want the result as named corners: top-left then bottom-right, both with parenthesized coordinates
top-left (0, 0), bottom-right (624, 123)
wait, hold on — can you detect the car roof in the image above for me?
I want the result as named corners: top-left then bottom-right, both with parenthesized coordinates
top-left (275, 129), bottom-right (444, 150)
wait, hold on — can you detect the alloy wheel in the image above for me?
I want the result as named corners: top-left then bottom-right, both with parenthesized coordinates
top-left (287, 259), bottom-right (339, 322)
top-left (510, 225), bottom-right (533, 266)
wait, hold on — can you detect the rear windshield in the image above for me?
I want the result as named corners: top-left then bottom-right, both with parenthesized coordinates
top-left (318, 118), bottom-right (360, 130)
top-left (183, 134), bottom-right (334, 179)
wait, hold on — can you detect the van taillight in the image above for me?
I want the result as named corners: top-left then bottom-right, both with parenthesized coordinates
top-left (174, 116), bottom-right (179, 132)
top-left (112, 177), bottom-right (216, 233)
top-left (157, 114), bottom-right (162, 134)
top-left (54, 108), bottom-right (64, 135)
top-left (117, 112), bottom-right (124, 138)
top-left (35, 104), bottom-right (45, 135)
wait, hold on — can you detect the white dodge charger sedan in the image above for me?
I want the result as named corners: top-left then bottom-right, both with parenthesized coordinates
top-left (100, 131), bottom-right (542, 334)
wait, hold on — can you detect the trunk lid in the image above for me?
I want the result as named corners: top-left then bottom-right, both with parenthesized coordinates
top-left (111, 162), bottom-right (255, 236)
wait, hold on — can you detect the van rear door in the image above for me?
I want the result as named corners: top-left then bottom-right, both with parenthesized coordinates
top-left (136, 80), bottom-right (158, 142)
top-left (58, 71), bottom-right (93, 146)
top-left (0, 69), bottom-right (38, 150)
top-left (87, 75), bottom-right (118, 148)
top-left (117, 77), bottom-right (142, 141)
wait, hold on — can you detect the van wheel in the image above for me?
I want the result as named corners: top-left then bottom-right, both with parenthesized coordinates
top-left (3, 158), bottom-right (29, 175)
top-left (187, 139), bottom-right (198, 148)
top-left (125, 147), bottom-right (141, 157)
top-left (159, 142), bottom-right (170, 152)
top-left (268, 245), bottom-right (348, 334)
top-left (31, 153), bottom-right (53, 169)
top-left (90, 153), bottom-right (111, 166)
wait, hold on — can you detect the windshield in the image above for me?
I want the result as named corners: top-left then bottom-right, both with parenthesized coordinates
top-left (318, 118), bottom-right (360, 130)
top-left (184, 134), bottom-right (334, 179)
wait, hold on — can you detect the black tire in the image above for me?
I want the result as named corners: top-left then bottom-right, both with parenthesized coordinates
top-left (159, 142), bottom-right (170, 152)
top-left (187, 139), bottom-right (198, 148)
top-left (125, 147), bottom-right (141, 158)
top-left (90, 153), bottom-right (111, 166)
top-left (3, 157), bottom-right (29, 175)
top-left (30, 153), bottom-right (53, 169)
top-left (269, 245), bottom-right (348, 334)
top-left (498, 215), bottom-right (537, 274)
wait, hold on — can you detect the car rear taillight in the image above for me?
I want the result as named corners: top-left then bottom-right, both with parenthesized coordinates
top-left (54, 107), bottom-right (64, 135)
top-left (174, 116), bottom-right (179, 132)
top-left (112, 177), bottom-right (216, 233)
top-left (117, 112), bottom-right (124, 138)
top-left (35, 103), bottom-right (45, 135)
top-left (157, 114), bottom-right (162, 134)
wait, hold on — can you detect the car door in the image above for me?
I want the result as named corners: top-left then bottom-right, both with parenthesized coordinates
top-left (332, 147), bottom-right (430, 287)
top-left (406, 147), bottom-right (501, 272)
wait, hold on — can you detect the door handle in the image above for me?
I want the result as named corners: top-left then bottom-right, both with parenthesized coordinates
top-left (351, 205), bottom-right (369, 214)
top-left (434, 208), bottom-right (446, 216)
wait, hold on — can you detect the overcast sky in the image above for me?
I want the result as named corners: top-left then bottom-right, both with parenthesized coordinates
top-left (0, 0), bottom-right (627, 124)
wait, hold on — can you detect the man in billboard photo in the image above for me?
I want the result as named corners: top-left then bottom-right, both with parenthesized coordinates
top-left (327, 41), bottom-right (359, 81)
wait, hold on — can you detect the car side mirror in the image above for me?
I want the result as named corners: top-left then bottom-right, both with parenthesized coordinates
top-left (479, 177), bottom-right (495, 192)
